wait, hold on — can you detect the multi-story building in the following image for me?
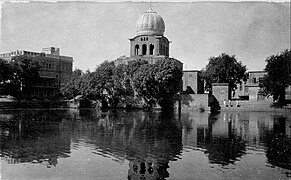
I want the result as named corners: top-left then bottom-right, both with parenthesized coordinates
top-left (233, 71), bottom-right (267, 101)
top-left (0, 47), bottom-right (73, 99)
top-left (235, 70), bottom-right (291, 101)
top-left (244, 71), bottom-right (267, 101)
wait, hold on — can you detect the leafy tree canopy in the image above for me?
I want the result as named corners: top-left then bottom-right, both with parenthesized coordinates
top-left (201, 53), bottom-right (247, 92)
top-left (262, 49), bottom-right (291, 105)
top-left (133, 58), bottom-right (183, 109)
top-left (60, 68), bottom-right (84, 99)
top-left (0, 56), bottom-right (40, 98)
top-left (0, 58), bottom-right (13, 83)
top-left (59, 58), bottom-right (182, 110)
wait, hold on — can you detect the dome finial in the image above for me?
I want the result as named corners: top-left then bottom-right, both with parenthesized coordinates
top-left (147, 1), bottom-right (154, 12)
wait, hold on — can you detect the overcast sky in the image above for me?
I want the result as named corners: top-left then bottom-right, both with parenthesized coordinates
top-left (0, 1), bottom-right (290, 71)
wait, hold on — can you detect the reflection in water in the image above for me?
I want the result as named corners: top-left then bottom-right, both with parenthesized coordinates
top-left (266, 115), bottom-right (291, 171)
top-left (0, 109), bottom-right (291, 179)
top-left (0, 110), bottom-right (71, 168)
top-left (180, 111), bottom-right (291, 170)
top-left (126, 111), bottom-right (182, 180)
top-left (206, 113), bottom-right (246, 165)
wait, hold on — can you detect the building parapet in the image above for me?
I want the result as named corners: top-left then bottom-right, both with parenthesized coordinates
top-left (212, 83), bottom-right (229, 86)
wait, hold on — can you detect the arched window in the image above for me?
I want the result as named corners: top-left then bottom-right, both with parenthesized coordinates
top-left (149, 44), bottom-right (154, 55)
top-left (142, 44), bottom-right (147, 55)
top-left (135, 44), bottom-right (139, 55)
top-left (141, 38), bottom-right (143, 41)
top-left (146, 37), bottom-right (148, 41)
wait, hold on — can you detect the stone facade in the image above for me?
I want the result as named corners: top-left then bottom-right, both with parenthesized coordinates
top-left (234, 71), bottom-right (267, 101)
top-left (178, 94), bottom-right (209, 111)
top-left (212, 83), bottom-right (230, 103)
top-left (182, 70), bottom-right (204, 94)
top-left (130, 35), bottom-right (169, 57)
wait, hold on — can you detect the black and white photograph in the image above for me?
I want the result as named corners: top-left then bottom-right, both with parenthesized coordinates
top-left (0, 0), bottom-right (290, 179)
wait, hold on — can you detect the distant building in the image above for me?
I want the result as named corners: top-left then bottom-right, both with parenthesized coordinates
top-left (0, 47), bottom-right (73, 99)
top-left (234, 70), bottom-right (291, 101)
top-left (245, 71), bottom-right (267, 101)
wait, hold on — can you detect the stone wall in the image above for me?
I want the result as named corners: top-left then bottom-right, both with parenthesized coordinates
top-left (182, 71), bottom-right (204, 94)
top-left (248, 86), bottom-right (259, 101)
top-left (212, 83), bottom-right (230, 103)
top-left (178, 94), bottom-right (209, 111)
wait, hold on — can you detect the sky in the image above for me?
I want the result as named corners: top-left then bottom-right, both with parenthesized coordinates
top-left (0, 1), bottom-right (290, 71)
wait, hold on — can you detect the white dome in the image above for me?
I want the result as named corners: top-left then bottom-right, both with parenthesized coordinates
top-left (136, 8), bottom-right (165, 36)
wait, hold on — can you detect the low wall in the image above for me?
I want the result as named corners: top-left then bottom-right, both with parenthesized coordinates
top-left (212, 83), bottom-right (230, 103)
top-left (178, 94), bottom-right (210, 111)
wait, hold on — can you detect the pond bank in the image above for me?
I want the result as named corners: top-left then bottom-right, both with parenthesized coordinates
top-left (220, 100), bottom-right (291, 112)
top-left (0, 100), bottom-right (69, 109)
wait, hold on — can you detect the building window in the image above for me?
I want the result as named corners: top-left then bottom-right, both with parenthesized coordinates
top-left (253, 78), bottom-right (257, 83)
top-left (142, 44), bottom-right (147, 55)
top-left (149, 44), bottom-right (154, 55)
top-left (135, 44), bottom-right (139, 55)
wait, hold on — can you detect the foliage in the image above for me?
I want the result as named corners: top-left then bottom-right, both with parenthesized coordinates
top-left (60, 69), bottom-right (84, 99)
top-left (261, 49), bottom-right (291, 105)
top-left (59, 58), bottom-right (182, 110)
top-left (127, 60), bottom-right (148, 78)
top-left (0, 58), bottom-right (14, 95)
top-left (201, 53), bottom-right (247, 93)
top-left (88, 60), bottom-right (149, 108)
top-left (0, 56), bottom-right (40, 98)
top-left (0, 58), bottom-right (13, 83)
top-left (133, 58), bottom-right (183, 109)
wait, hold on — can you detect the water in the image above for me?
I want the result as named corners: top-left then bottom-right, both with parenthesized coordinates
top-left (0, 109), bottom-right (290, 180)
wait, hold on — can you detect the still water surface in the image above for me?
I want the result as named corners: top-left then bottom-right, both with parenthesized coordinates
top-left (0, 109), bottom-right (290, 180)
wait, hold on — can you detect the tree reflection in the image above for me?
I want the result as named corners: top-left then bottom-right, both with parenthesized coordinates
top-left (0, 110), bottom-right (71, 167)
top-left (204, 136), bottom-right (246, 165)
top-left (55, 109), bottom-right (183, 179)
top-left (266, 116), bottom-right (291, 170)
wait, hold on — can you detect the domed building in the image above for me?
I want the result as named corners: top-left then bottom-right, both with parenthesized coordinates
top-left (115, 7), bottom-right (181, 66)
top-left (130, 7), bottom-right (170, 57)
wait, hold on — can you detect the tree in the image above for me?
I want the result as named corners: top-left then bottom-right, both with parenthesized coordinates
top-left (0, 58), bottom-right (13, 83)
top-left (262, 49), bottom-right (291, 105)
top-left (3, 55), bottom-right (40, 98)
top-left (0, 58), bottom-right (14, 95)
top-left (89, 61), bottom-right (118, 106)
top-left (201, 53), bottom-right (247, 94)
top-left (133, 58), bottom-right (183, 110)
top-left (60, 69), bottom-right (84, 99)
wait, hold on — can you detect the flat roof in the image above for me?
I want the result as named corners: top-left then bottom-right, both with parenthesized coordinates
top-left (183, 70), bottom-right (201, 72)
top-left (247, 70), bottom-right (266, 73)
